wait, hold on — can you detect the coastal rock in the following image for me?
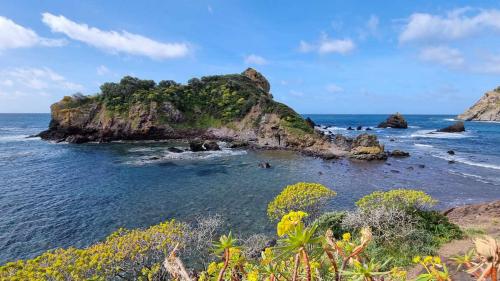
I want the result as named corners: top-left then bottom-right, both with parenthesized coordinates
top-left (365, 127), bottom-right (372, 131)
top-left (347, 126), bottom-right (354, 130)
top-left (437, 121), bottom-right (465, 133)
top-left (447, 150), bottom-right (455, 155)
top-left (38, 69), bottom-right (349, 159)
top-left (349, 134), bottom-right (387, 161)
top-left (377, 113), bottom-right (408, 129)
top-left (389, 150), bottom-right (410, 157)
top-left (167, 147), bottom-right (184, 153)
top-left (228, 140), bottom-right (249, 148)
top-left (457, 88), bottom-right (500, 121)
top-left (305, 117), bottom-right (316, 128)
top-left (258, 162), bottom-right (271, 168)
top-left (329, 134), bottom-right (353, 151)
top-left (189, 140), bottom-right (220, 151)
top-left (356, 126), bottom-right (362, 130)
top-left (242, 68), bottom-right (270, 93)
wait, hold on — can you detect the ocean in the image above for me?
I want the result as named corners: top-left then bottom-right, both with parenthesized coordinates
top-left (0, 113), bottom-right (499, 264)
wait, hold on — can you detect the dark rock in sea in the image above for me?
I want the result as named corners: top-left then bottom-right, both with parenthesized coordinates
top-left (349, 134), bottom-right (388, 161)
top-left (228, 140), bottom-right (249, 148)
top-left (356, 126), bottom-right (362, 130)
top-left (318, 171), bottom-right (323, 175)
top-left (305, 117), bottom-right (316, 128)
top-left (448, 160), bottom-right (455, 164)
top-left (390, 138), bottom-right (396, 142)
top-left (407, 166), bottom-right (414, 170)
top-left (438, 121), bottom-right (465, 133)
top-left (149, 156), bottom-right (160, 160)
top-left (377, 113), bottom-right (408, 129)
top-left (389, 150), bottom-right (410, 157)
top-left (365, 127), bottom-right (372, 131)
top-left (258, 162), bottom-right (271, 168)
top-left (390, 169), bottom-right (400, 173)
top-left (167, 147), bottom-right (184, 153)
top-left (202, 140), bottom-right (220, 151)
top-left (385, 163), bottom-right (392, 166)
top-left (418, 164), bottom-right (425, 168)
top-left (347, 126), bottom-right (354, 130)
top-left (189, 140), bottom-right (205, 151)
top-left (447, 150), bottom-right (455, 155)
top-left (189, 140), bottom-right (220, 151)
top-left (66, 135), bottom-right (89, 144)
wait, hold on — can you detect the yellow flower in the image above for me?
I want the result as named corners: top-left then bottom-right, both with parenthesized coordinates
top-left (207, 262), bottom-right (218, 275)
top-left (276, 211), bottom-right (308, 237)
top-left (412, 256), bottom-right (421, 263)
top-left (247, 270), bottom-right (259, 281)
top-left (433, 256), bottom-right (441, 264)
top-left (342, 232), bottom-right (351, 242)
top-left (423, 256), bottom-right (433, 263)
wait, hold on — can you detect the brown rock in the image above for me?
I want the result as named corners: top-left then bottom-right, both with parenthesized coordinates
top-left (377, 113), bottom-right (408, 129)
top-left (242, 68), bottom-right (270, 92)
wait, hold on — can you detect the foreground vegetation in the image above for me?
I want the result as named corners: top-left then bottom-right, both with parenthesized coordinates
top-left (1, 183), bottom-right (498, 281)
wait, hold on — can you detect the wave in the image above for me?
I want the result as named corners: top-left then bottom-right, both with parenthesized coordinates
top-left (443, 118), bottom-right (457, 121)
top-left (408, 125), bottom-right (421, 129)
top-left (125, 148), bottom-right (247, 165)
top-left (448, 170), bottom-right (500, 185)
top-left (414, 143), bottom-right (433, 148)
top-left (410, 130), bottom-right (473, 139)
top-left (432, 153), bottom-right (500, 170)
top-left (0, 135), bottom-right (40, 143)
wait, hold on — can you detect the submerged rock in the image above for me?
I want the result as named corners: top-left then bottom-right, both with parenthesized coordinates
top-left (389, 150), bottom-right (410, 157)
top-left (258, 162), bottom-right (271, 168)
top-left (377, 113), bottom-right (408, 129)
top-left (437, 121), bottom-right (465, 133)
top-left (447, 150), bottom-right (455, 155)
top-left (167, 147), bottom-right (184, 153)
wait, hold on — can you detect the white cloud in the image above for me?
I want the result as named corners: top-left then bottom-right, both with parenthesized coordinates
top-left (326, 84), bottom-right (344, 93)
top-left (0, 67), bottom-right (83, 95)
top-left (366, 15), bottom-right (379, 34)
top-left (208, 5), bottom-right (213, 14)
top-left (0, 16), bottom-right (65, 50)
top-left (96, 65), bottom-right (110, 76)
top-left (400, 8), bottom-right (500, 43)
top-left (244, 54), bottom-right (268, 65)
top-left (41, 12), bottom-right (190, 60)
top-left (289, 90), bottom-right (304, 97)
top-left (299, 34), bottom-right (355, 55)
top-left (473, 54), bottom-right (500, 74)
top-left (419, 46), bottom-right (464, 67)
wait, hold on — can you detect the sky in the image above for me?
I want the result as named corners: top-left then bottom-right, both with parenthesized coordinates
top-left (1, 1), bottom-right (500, 114)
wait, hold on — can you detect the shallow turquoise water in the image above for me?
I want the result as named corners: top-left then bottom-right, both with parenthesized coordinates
top-left (0, 113), bottom-right (499, 264)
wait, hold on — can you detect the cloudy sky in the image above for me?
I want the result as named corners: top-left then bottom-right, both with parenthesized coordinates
top-left (1, 0), bottom-right (500, 113)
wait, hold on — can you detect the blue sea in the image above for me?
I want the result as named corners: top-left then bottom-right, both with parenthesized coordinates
top-left (0, 113), bottom-right (499, 264)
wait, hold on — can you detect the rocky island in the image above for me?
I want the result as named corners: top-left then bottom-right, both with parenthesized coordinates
top-left (40, 69), bottom-right (374, 159)
top-left (457, 87), bottom-right (500, 121)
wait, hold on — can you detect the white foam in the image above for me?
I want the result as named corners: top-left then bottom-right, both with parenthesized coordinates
top-left (414, 143), bottom-right (433, 148)
top-left (125, 148), bottom-right (247, 165)
top-left (408, 125), bottom-right (421, 128)
top-left (410, 130), bottom-right (472, 139)
top-left (0, 135), bottom-right (39, 142)
top-left (443, 118), bottom-right (457, 121)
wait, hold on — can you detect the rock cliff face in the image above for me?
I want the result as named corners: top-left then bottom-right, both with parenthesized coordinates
top-left (39, 69), bottom-right (347, 158)
top-left (457, 89), bottom-right (500, 121)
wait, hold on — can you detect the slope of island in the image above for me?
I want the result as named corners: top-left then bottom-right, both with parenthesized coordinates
top-left (39, 68), bottom-right (391, 160)
top-left (458, 87), bottom-right (500, 121)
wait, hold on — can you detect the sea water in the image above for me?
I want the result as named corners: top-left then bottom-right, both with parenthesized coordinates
top-left (0, 113), bottom-right (499, 263)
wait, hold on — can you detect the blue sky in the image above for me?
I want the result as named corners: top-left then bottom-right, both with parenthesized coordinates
top-left (1, 1), bottom-right (500, 114)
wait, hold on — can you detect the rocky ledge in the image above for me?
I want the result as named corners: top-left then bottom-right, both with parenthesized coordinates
top-left (458, 88), bottom-right (500, 121)
top-left (39, 68), bottom-right (353, 159)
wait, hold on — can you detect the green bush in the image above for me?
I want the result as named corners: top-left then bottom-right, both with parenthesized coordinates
top-left (267, 182), bottom-right (336, 221)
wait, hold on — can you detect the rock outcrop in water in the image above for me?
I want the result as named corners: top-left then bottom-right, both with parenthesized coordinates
top-left (437, 121), bottom-right (465, 133)
top-left (457, 88), bottom-right (500, 121)
top-left (377, 113), bottom-right (408, 129)
top-left (349, 134), bottom-right (388, 161)
top-left (39, 68), bottom-right (347, 159)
